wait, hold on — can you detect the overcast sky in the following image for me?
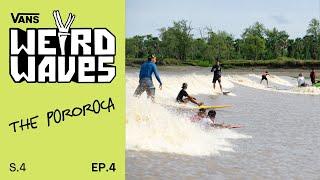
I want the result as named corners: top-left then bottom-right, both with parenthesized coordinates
top-left (126, 0), bottom-right (320, 38)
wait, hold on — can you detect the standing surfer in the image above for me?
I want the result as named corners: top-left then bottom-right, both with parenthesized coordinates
top-left (134, 55), bottom-right (162, 101)
top-left (260, 71), bottom-right (270, 86)
top-left (211, 59), bottom-right (223, 92)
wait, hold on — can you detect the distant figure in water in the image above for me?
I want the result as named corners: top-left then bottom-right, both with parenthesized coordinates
top-left (297, 73), bottom-right (308, 87)
top-left (310, 68), bottom-right (316, 85)
top-left (176, 83), bottom-right (203, 106)
top-left (134, 54), bottom-right (162, 101)
top-left (260, 71), bottom-right (270, 86)
top-left (211, 59), bottom-right (223, 92)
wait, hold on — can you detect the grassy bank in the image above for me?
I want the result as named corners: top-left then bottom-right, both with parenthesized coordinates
top-left (126, 58), bottom-right (320, 69)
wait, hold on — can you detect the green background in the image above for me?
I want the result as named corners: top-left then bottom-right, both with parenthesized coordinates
top-left (0, 0), bottom-right (125, 179)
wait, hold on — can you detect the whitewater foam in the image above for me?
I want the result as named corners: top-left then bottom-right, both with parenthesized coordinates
top-left (228, 74), bottom-right (320, 95)
top-left (126, 73), bottom-right (250, 156)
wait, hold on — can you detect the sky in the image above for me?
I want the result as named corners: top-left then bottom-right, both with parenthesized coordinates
top-left (126, 0), bottom-right (320, 39)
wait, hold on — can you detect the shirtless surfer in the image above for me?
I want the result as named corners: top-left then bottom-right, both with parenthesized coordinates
top-left (260, 71), bottom-right (270, 86)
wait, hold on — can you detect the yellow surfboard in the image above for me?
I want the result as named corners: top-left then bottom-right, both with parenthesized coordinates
top-left (196, 105), bottom-right (232, 109)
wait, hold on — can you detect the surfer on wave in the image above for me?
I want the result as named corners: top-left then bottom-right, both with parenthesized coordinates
top-left (176, 83), bottom-right (203, 106)
top-left (191, 109), bottom-right (241, 129)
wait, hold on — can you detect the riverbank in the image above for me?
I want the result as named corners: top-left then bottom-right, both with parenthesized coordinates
top-left (126, 58), bottom-right (320, 69)
top-left (126, 66), bottom-right (317, 78)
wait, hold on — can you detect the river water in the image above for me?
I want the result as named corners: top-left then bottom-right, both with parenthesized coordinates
top-left (126, 67), bottom-right (320, 179)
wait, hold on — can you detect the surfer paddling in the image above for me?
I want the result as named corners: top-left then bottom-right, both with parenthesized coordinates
top-left (207, 110), bottom-right (241, 128)
top-left (134, 54), bottom-right (162, 101)
top-left (191, 109), bottom-right (241, 129)
top-left (176, 83), bottom-right (203, 106)
top-left (191, 108), bottom-right (206, 122)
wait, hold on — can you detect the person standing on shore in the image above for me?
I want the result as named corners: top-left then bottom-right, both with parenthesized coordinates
top-left (134, 55), bottom-right (162, 101)
top-left (211, 59), bottom-right (223, 92)
top-left (310, 68), bottom-right (316, 85)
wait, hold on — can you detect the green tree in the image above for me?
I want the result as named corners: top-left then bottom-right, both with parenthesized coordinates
top-left (159, 20), bottom-right (193, 61)
top-left (243, 22), bottom-right (265, 38)
top-left (206, 30), bottom-right (234, 61)
top-left (265, 28), bottom-right (289, 59)
top-left (190, 38), bottom-right (207, 60)
top-left (125, 35), bottom-right (145, 58)
top-left (233, 39), bottom-right (244, 59)
top-left (306, 18), bottom-right (320, 59)
top-left (307, 18), bottom-right (320, 37)
top-left (294, 38), bottom-right (305, 59)
top-left (143, 35), bottom-right (161, 57)
top-left (241, 22), bottom-right (266, 60)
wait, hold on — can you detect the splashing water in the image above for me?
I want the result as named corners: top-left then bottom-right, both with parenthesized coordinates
top-left (126, 72), bottom-right (250, 156)
top-left (228, 74), bottom-right (320, 95)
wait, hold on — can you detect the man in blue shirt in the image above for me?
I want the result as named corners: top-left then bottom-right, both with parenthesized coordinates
top-left (134, 55), bottom-right (162, 101)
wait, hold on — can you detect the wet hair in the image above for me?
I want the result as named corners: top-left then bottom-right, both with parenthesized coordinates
top-left (207, 110), bottom-right (216, 118)
top-left (182, 83), bottom-right (188, 89)
top-left (148, 54), bottom-right (156, 61)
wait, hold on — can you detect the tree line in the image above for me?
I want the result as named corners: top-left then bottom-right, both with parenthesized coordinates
top-left (126, 19), bottom-right (320, 62)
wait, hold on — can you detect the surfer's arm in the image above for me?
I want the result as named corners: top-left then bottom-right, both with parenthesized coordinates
top-left (153, 65), bottom-right (162, 85)
top-left (211, 66), bottom-right (215, 72)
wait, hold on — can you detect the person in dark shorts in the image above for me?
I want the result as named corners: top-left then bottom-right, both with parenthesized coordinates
top-left (176, 83), bottom-right (203, 106)
top-left (310, 68), bottom-right (316, 85)
top-left (260, 71), bottom-right (270, 86)
top-left (211, 59), bottom-right (223, 92)
top-left (134, 55), bottom-right (162, 101)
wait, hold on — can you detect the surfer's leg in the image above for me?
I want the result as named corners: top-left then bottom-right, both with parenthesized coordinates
top-left (182, 98), bottom-right (190, 103)
top-left (212, 77), bottom-right (216, 89)
top-left (134, 83), bottom-right (145, 97)
top-left (147, 87), bottom-right (155, 102)
top-left (218, 78), bottom-right (222, 92)
top-left (188, 97), bottom-right (202, 106)
top-left (145, 79), bottom-right (155, 102)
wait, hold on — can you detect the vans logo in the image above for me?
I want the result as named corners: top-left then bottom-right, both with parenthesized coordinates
top-left (11, 13), bottom-right (39, 23)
